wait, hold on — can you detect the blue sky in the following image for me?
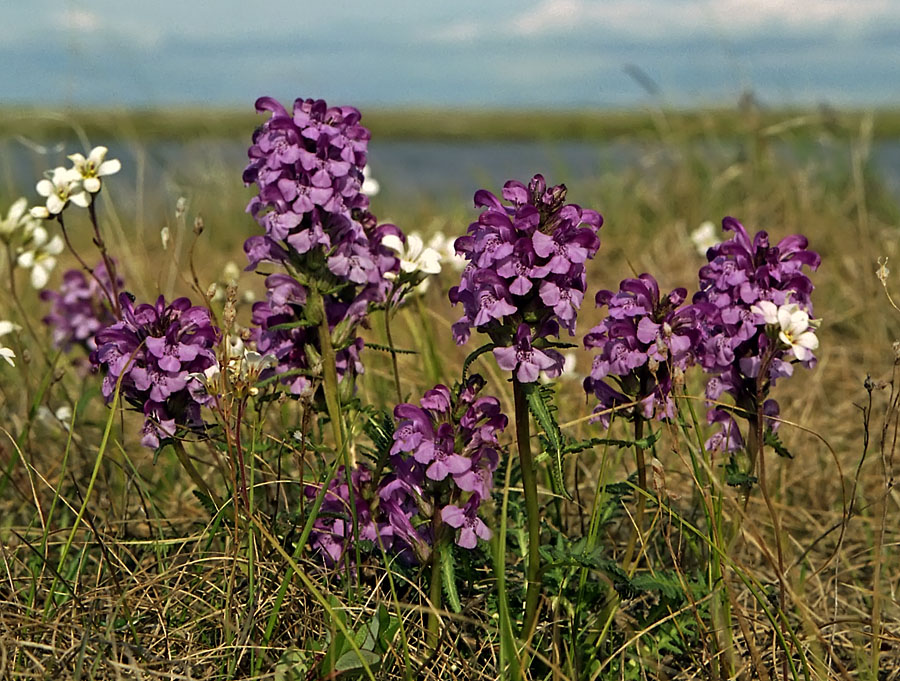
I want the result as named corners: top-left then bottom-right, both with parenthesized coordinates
top-left (2, 0), bottom-right (899, 109)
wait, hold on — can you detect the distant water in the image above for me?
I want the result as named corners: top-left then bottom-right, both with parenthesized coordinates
top-left (2, 137), bottom-right (899, 213)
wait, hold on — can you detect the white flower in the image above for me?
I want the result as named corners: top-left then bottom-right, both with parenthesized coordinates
top-left (32, 166), bottom-right (89, 217)
top-left (1, 197), bottom-right (40, 244)
top-left (690, 221), bottom-right (720, 256)
top-left (776, 304), bottom-right (819, 362)
top-left (428, 231), bottom-right (467, 271)
top-left (361, 165), bottom-right (380, 196)
top-left (68, 146), bottom-right (121, 193)
top-left (0, 320), bottom-right (21, 366)
top-left (750, 300), bottom-right (779, 325)
top-left (540, 351), bottom-right (578, 384)
top-left (382, 233), bottom-right (442, 280)
top-left (17, 225), bottom-right (64, 288)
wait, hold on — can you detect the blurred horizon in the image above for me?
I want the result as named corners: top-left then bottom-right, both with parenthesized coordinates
top-left (2, 1), bottom-right (899, 111)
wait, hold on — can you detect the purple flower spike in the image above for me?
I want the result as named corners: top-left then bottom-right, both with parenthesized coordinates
top-left (91, 293), bottom-right (220, 448)
top-left (41, 261), bottom-right (122, 354)
top-left (693, 217), bottom-right (820, 451)
top-left (451, 174), bottom-right (602, 381)
top-left (584, 273), bottom-right (706, 424)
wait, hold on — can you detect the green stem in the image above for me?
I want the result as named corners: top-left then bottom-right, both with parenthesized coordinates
top-left (172, 439), bottom-right (222, 509)
top-left (512, 377), bottom-right (541, 640)
top-left (622, 415), bottom-right (646, 570)
top-left (427, 538), bottom-right (443, 652)
top-left (384, 306), bottom-right (403, 404)
top-left (313, 290), bottom-right (361, 578)
top-left (316, 301), bottom-right (345, 455)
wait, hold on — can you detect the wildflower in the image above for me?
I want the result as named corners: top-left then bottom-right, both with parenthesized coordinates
top-left (68, 146), bottom-right (121, 193)
top-left (694, 217), bottom-right (820, 450)
top-left (385, 375), bottom-right (505, 553)
top-left (92, 293), bottom-right (220, 448)
top-left (251, 273), bottom-right (364, 395)
top-left (0, 320), bottom-right (21, 366)
top-left (382, 233), bottom-right (442, 278)
top-left (1, 197), bottom-right (39, 244)
top-left (40, 261), bottom-right (121, 353)
top-left (494, 323), bottom-right (563, 383)
top-left (583, 273), bottom-right (707, 426)
top-left (31, 167), bottom-right (89, 218)
top-left (775, 304), bottom-right (819, 362)
top-left (428, 231), bottom-right (467, 272)
top-left (690, 220), bottom-right (720, 256)
top-left (450, 174), bottom-right (602, 382)
top-left (361, 164), bottom-right (380, 196)
top-left (441, 498), bottom-right (492, 549)
top-left (17, 225), bottom-right (64, 288)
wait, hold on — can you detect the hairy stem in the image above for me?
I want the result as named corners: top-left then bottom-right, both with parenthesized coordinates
top-left (512, 376), bottom-right (541, 640)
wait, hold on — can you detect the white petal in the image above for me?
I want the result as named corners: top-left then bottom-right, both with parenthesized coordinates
top-left (406, 234), bottom-right (425, 259)
top-left (31, 261), bottom-right (53, 288)
top-left (0, 347), bottom-right (15, 366)
top-left (83, 177), bottom-right (101, 193)
top-left (70, 190), bottom-right (92, 206)
top-left (88, 146), bottom-right (109, 164)
top-left (381, 234), bottom-right (404, 254)
top-left (68, 152), bottom-right (87, 166)
top-left (8, 197), bottom-right (28, 222)
top-left (46, 195), bottom-right (66, 215)
top-left (0, 321), bottom-right (21, 336)
top-left (46, 235), bottom-right (64, 255)
top-left (17, 251), bottom-right (35, 268)
top-left (751, 300), bottom-right (778, 325)
top-left (98, 158), bottom-right (121, 176)
top-left (30, 206), bottom-right (50, 219)
top-left (795, 331), bottom-right (819, 351)
top-left (418, 248), bottom-right (443, 274)
top-left (36, 179), bottom-right (54, 198)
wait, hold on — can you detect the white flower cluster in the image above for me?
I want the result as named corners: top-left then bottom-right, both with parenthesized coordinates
top-left (30, 146), bottom-right (121, 219)
top-left (381, 231), bottom-right (467, 296)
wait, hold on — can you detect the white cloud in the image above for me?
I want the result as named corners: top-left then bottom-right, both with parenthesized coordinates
top-left (507, 0), bottom-right (897, 38)
top-left (52, 8), bottom-right (102, 32)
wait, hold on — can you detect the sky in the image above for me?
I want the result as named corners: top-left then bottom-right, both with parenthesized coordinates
top-left (1, 0), bottom-right (899, 110)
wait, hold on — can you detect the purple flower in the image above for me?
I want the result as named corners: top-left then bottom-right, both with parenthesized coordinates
top-left (450, 175), bottom-right (602, 380)
top-left (493, 323), bottom-right (564, 383)
top-left (385, 375), bottom-right (506, 552)
top-left (693, 217), bottom-right (820, 450)
top-left (441, 498), bottom-right (492, 549)
top-left (584, 273), bottom-right (706, 426)
top-left (91, 293), bottom-right (220, 448)
top-left (251, 274), bottom-right (364, 395)
top-left (40, 261), bottom-right (122, 354)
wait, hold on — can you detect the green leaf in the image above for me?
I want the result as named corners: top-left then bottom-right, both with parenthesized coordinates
top-left (630, 571), bottom-right (685, 602)
top-left (268, 318), bottom-right (318, 331)
top-left (441, 547), bottom-right (462, 613)
top-left (724, 457), bottom-right (757, 490)
top-left (364, 342), bottom-right (418, 355)
top-left (334, 649), bottom-right (381, 672)
top-left (522, 382), bottom-right (570, 500)
top-left (765, 428), bottom-right (793, 459)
